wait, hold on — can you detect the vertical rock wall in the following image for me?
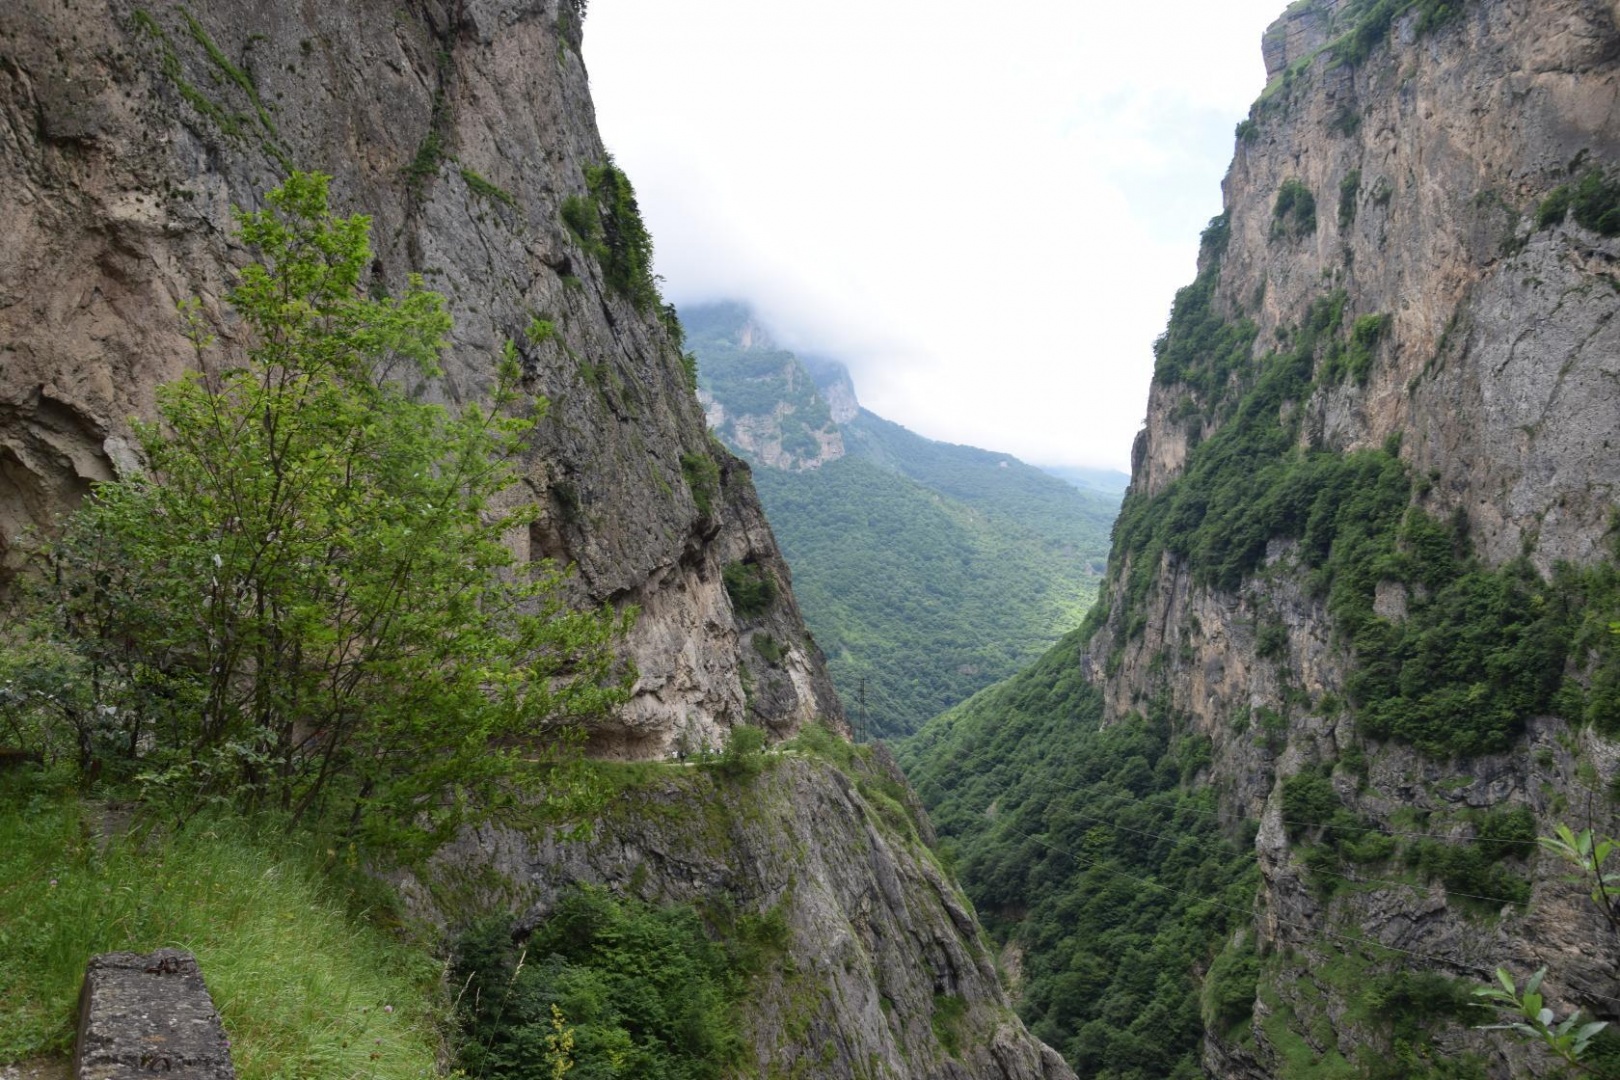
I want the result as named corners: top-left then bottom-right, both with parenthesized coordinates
top-left (0, 0), bottom-right (841, 753)
top-left (1085, 1), bottom-right (1620, 1074)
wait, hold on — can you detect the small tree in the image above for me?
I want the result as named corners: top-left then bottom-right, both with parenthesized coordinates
top-left (17, 172), bottom-right (629, 849)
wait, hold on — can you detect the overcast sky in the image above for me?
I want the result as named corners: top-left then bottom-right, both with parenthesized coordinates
top-left (583, 1), bottom-right (1286, 471)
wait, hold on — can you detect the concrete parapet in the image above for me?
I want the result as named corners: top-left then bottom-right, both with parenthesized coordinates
top-left (74, 950), bottom-right (235, 1079)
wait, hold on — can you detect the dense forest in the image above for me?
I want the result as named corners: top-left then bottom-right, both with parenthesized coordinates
top-left (898, 635), bottom-right (1258, 1079)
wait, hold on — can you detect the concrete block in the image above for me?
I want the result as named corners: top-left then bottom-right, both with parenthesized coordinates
top-left (74, 949), bottom-right (235, 1079)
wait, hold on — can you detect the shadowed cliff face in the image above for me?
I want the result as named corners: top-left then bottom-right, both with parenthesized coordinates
top-left (0, 0), bottom-right (840, 754)
top-left (418, 750), bottom-right (1077, 1080)
top-left (1084, 1), bottom-right (1620, 1075)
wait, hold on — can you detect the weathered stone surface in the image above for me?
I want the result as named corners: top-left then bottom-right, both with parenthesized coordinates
top-left (415, 754), bottom-right (1073, 1080)
top-left (1089, 1), bottom-right (1620, 1076)
top-left (74, 949), bottom-right (234, 1080)
top-left (0, 0), bottom-right (841, 753)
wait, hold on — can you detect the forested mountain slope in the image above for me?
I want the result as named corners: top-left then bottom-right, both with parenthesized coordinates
top-left (903, 0), bottom-right (1620, 1077)
top-left (686, 301), bottom-right (1119, 735)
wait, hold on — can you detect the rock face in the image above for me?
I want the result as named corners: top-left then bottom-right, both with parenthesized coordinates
top-left (418, 750), bottom-right (1076, 1080)
top-left (0, 0), bottom-right (840, 756)
top-left (1085, 0), bottom-right (1620, 1075)
top-left (688, 304), bottom-right (849, 472)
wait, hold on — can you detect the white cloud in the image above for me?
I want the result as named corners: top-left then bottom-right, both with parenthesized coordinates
top-left (584, 0), bottom-right (1285, 469)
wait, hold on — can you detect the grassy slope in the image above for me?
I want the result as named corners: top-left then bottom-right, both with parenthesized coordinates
top-left (0, 775), bottom-right (444, 1078)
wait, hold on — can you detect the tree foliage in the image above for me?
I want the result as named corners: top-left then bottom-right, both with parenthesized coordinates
top-left (453, 888), bottom-right (752, 1080)
top-left (898, 655), bottom-right (1256, 1077)
top-left (4, 173), bottom-right (629, 849)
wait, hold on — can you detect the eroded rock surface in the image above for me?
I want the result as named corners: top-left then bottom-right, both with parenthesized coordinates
top-left (418, 753), bottom-right (1075, 1080)
top-left (0, 0), bottom-right (839, 751)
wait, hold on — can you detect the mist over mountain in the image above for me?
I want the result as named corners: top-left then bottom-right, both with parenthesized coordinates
top-left (685, 301), bottom-right (1120, 736)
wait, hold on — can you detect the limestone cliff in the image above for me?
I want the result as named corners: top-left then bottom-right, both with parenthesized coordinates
top-left (1082, 0), bottom-right (1620, 1074)
top-left (418, 745), bottom-right (1075, 1080)
top-left (687, 302), bottom-right (848, 472)
top-left (0, 0), bottom-right (839, 756)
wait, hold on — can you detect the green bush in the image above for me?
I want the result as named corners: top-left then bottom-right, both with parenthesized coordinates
top-left (453, 887), bottom-right (747, 1080)
top-left (2, 173), bottom-right (627, 848)
top-left (1537, 168), bottom-right (1620, 237)
top-left (1338, 169), bottom-right (1362, 229)
top-left (722, 561), bottom-right (777, 618)
top-left (561, 193), bottom-right (598, 243)
top-left (1272, 178), bottom-right (1318, 238)
top-left (714, 725), bottom-right (768, 782)
top-left (559, 159), bottom-right (660, 309)
top-left (679, 451), bottom-right (720, 519)
top-left (1201, 943), bottom-right (1259, 1034)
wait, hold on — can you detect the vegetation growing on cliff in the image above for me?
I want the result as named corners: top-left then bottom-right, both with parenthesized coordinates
top-left (0, 173), bottom-right (628, 850)
top-left (453, 888), bottom-right (759, 1080)
top-left (1537, 167), bottom-right (1620, 237)
top-left (1110, 231), bottom-right (1620, 757)
top-left (898, 643), bottom-right (1256, 1077)
top-left (562, 158), bottom-right (661, 310)
top-left (1332, 0), bottom-right (1467, 68)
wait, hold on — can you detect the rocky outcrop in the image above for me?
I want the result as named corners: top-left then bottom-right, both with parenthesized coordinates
top-left (1087, 0), bottom-right (1620, 1075)
top-left (0, 0), bottom-right (839, 754)
top-left (805, 355), bottom-right (862, 424)
top-left (688, 302), bottom-right (848, 471)
top-left (417, 750), bottom-right (1076, 1080)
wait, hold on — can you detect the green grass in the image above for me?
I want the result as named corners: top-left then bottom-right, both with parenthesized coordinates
top-left (0, 773), bottom-right (444, 1078)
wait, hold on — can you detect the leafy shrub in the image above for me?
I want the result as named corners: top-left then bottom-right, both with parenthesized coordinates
top-left (752, 633), bottom-right (784, 664)
top-left (1349, 313), bottom-right (1392, 378)
top-left (561, 193), bottom-right (598, 243)
top-left (453, 888), bottom-right (746, 1080)
top-left (1339, 169), bottom-right (1362, 229)
top-left (1537, 168), bottom-right (1620, 236)
top-left (4, 174), bottom-right (627, 847)
top-left (931, 993), bottom-right (968, 1058)
top-left (1256, 619), bottom-right (1289, 661)
top-left (461, 168), bottom-right (516, 208)
top-left (1201, 942), bottom-right (1259, 1034)
top-left (1280, 768), bottom-right (1341, 839)
top-left (714, 724), bottom-right (768, 782)
top-left (1403, 839), bottom-right (1531, 906)
top-left (1272, 179), bottom-right (1317, 238)
top-left (723, 561), bottom-right (777, 618)
top-left (679, 451), bottom-right (721, 518)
